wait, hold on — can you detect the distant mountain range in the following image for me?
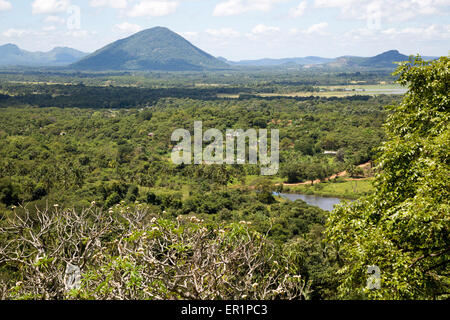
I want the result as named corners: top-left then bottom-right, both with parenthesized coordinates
top-left (326, 50), bottom-right (411, 68)
top-left (219, 56), bottom-right (333, 67)
top-left (0, 27), bottom-right (440, 70)
top-left (0, 44), bottom-right (88, 67)
top-left (226, 50), bottom-right (438, 69)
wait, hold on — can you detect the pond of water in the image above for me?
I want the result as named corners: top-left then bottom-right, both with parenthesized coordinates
top-left (274, 193), bottom-right (353, 212)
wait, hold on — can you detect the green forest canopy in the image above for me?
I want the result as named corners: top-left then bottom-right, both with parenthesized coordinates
top-left (326, 56), bottom-right (449, 299)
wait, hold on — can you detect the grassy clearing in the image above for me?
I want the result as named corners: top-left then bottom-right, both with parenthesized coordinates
top-left (318, 84), bottom-right (405, 90)
top-left (229, 173), bottom-right (375, 200)
top-left (282, 178), bottom-right (375, 199)
top-left (217, 84), bottom-right (406, 99)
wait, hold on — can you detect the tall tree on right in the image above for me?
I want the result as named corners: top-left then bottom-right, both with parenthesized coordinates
top-left (326, 56), bottom-right (449, 299)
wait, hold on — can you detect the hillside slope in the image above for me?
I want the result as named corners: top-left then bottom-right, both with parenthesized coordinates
top-left (71, 27), bottom-right (229, 71)
top-left (327, 50), bottom-right (409, 69)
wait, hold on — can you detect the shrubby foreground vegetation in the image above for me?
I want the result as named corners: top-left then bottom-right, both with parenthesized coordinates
top-left (0, 56), bottom-right (448, 300)
top-left (0, 204), bottom-right (313, 300)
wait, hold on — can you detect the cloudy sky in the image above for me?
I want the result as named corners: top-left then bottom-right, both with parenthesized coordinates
top-left (0, 0), bottom-right (449, 60)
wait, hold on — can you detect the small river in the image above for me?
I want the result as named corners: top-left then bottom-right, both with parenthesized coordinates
top-left (274, 193), bottom-right (353, 212)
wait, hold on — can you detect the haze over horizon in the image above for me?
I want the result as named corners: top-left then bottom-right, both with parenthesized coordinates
top-left (0, 0), bottom-right (449, 61)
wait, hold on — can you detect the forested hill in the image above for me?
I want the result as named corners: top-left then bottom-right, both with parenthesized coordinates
top-left (327, 50), bottom-right (410, 69)
top-left (71, 27), bottom-right (229, 71)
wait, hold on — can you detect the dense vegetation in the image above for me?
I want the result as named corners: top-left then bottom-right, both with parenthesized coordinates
top-left (0, 94), bottom-right (393, 211)
top-left (0, 56), bottom-right (447, 300)
top-left (327, 56), bottom-right (449, 299)
top-left (0, 204), bottom-right (317, 300)
top-left (0, 67), bottom-right (396, 89)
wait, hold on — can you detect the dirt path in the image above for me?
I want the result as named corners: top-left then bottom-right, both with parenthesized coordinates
top-left (281, 161), bottom-right (372, 187)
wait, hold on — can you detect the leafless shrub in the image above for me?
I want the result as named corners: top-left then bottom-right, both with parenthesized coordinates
top-left (0, 204), bottom-right (118, 299)
top-left (0, 204), bottom-right (310, 300)
top-left (0, 282), bottom-right (7, 300)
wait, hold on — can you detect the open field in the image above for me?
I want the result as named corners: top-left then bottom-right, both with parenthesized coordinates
top-left (282, 178), bottom-right (375, 199)
top-left (217, 84), bottom-right (407, 99)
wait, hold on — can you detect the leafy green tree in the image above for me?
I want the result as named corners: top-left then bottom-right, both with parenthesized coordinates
top-left (295, 138), bottom-right (316, 156)
top-left (254, 178), bottom-right (276, 204)
top-left (146, 191), bottom-right (160, 205)
top-left (0, 178), bottom-right (20, 207)
top-left (280, 160), bottom-right (306, 183)
top-left (284, 225), bottom-right (341, 300)
top-left (336, 149), bottom-right (345, 162)
top-left (31, 183), bottom-right (48, 201)
top-left (125, 185), bottom-right (139, 202)
top-left (105, 192), bottom-right (121, 209)
top-left (326, 56), bottom-right (450, 299)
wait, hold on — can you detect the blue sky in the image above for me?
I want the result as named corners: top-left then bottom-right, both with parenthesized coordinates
top-left (0, 0), bottom-right (448, 60)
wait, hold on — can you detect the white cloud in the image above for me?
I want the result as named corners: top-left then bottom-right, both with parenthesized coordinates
top-left (2, 29), bottom-right (40, 37)
top-left (44, 15), bottom-right (66, 24)
top-left (0, 0), bottom-right (12, 11)
top-left (340, 24), bottom-right (450, 49)
top-left (1, 26), bottom-right (94, 42)
top-left (314, 0), bottom-right (357, 8)
top-left (290, 22), bottom-right (329, 35)
top-left (304, 22), bottom-right (328, 34)
top-left (213, 0), bottom-right (288, 16)
top-left (213, 0), bottom-right (245, 16)
top-left (206, 28), bottom-right (240, 38)
top-left (314, 0), bottom-right (450, 22)
top-left (43, 25), bottom-right (57, 32)
top-left (289, 1), bottom-right (307, 18)
top-left (251, 24), bottom-right (280, 35)
top-left (180, 31), bottom-right (199, 39)
top-left (115, 22), bottom-right (143, 34)
top-left (66, 30), bottom-right (91, 38)
top-left (127, 1), bottom-right (179, 17)
top-left (32, 0), bottom-right (71, 14)
top-left (246, 24), bottom-right (281, 40)
top-left (90, 0), bottom-right (128, 9)
top-left (381, 24), bottom-right (450, 39)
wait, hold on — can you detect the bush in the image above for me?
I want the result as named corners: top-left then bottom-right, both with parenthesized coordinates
top-left (0, 178), bottom-right (20, 207)
top-left (0, 205), bottom-right (311, 300)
